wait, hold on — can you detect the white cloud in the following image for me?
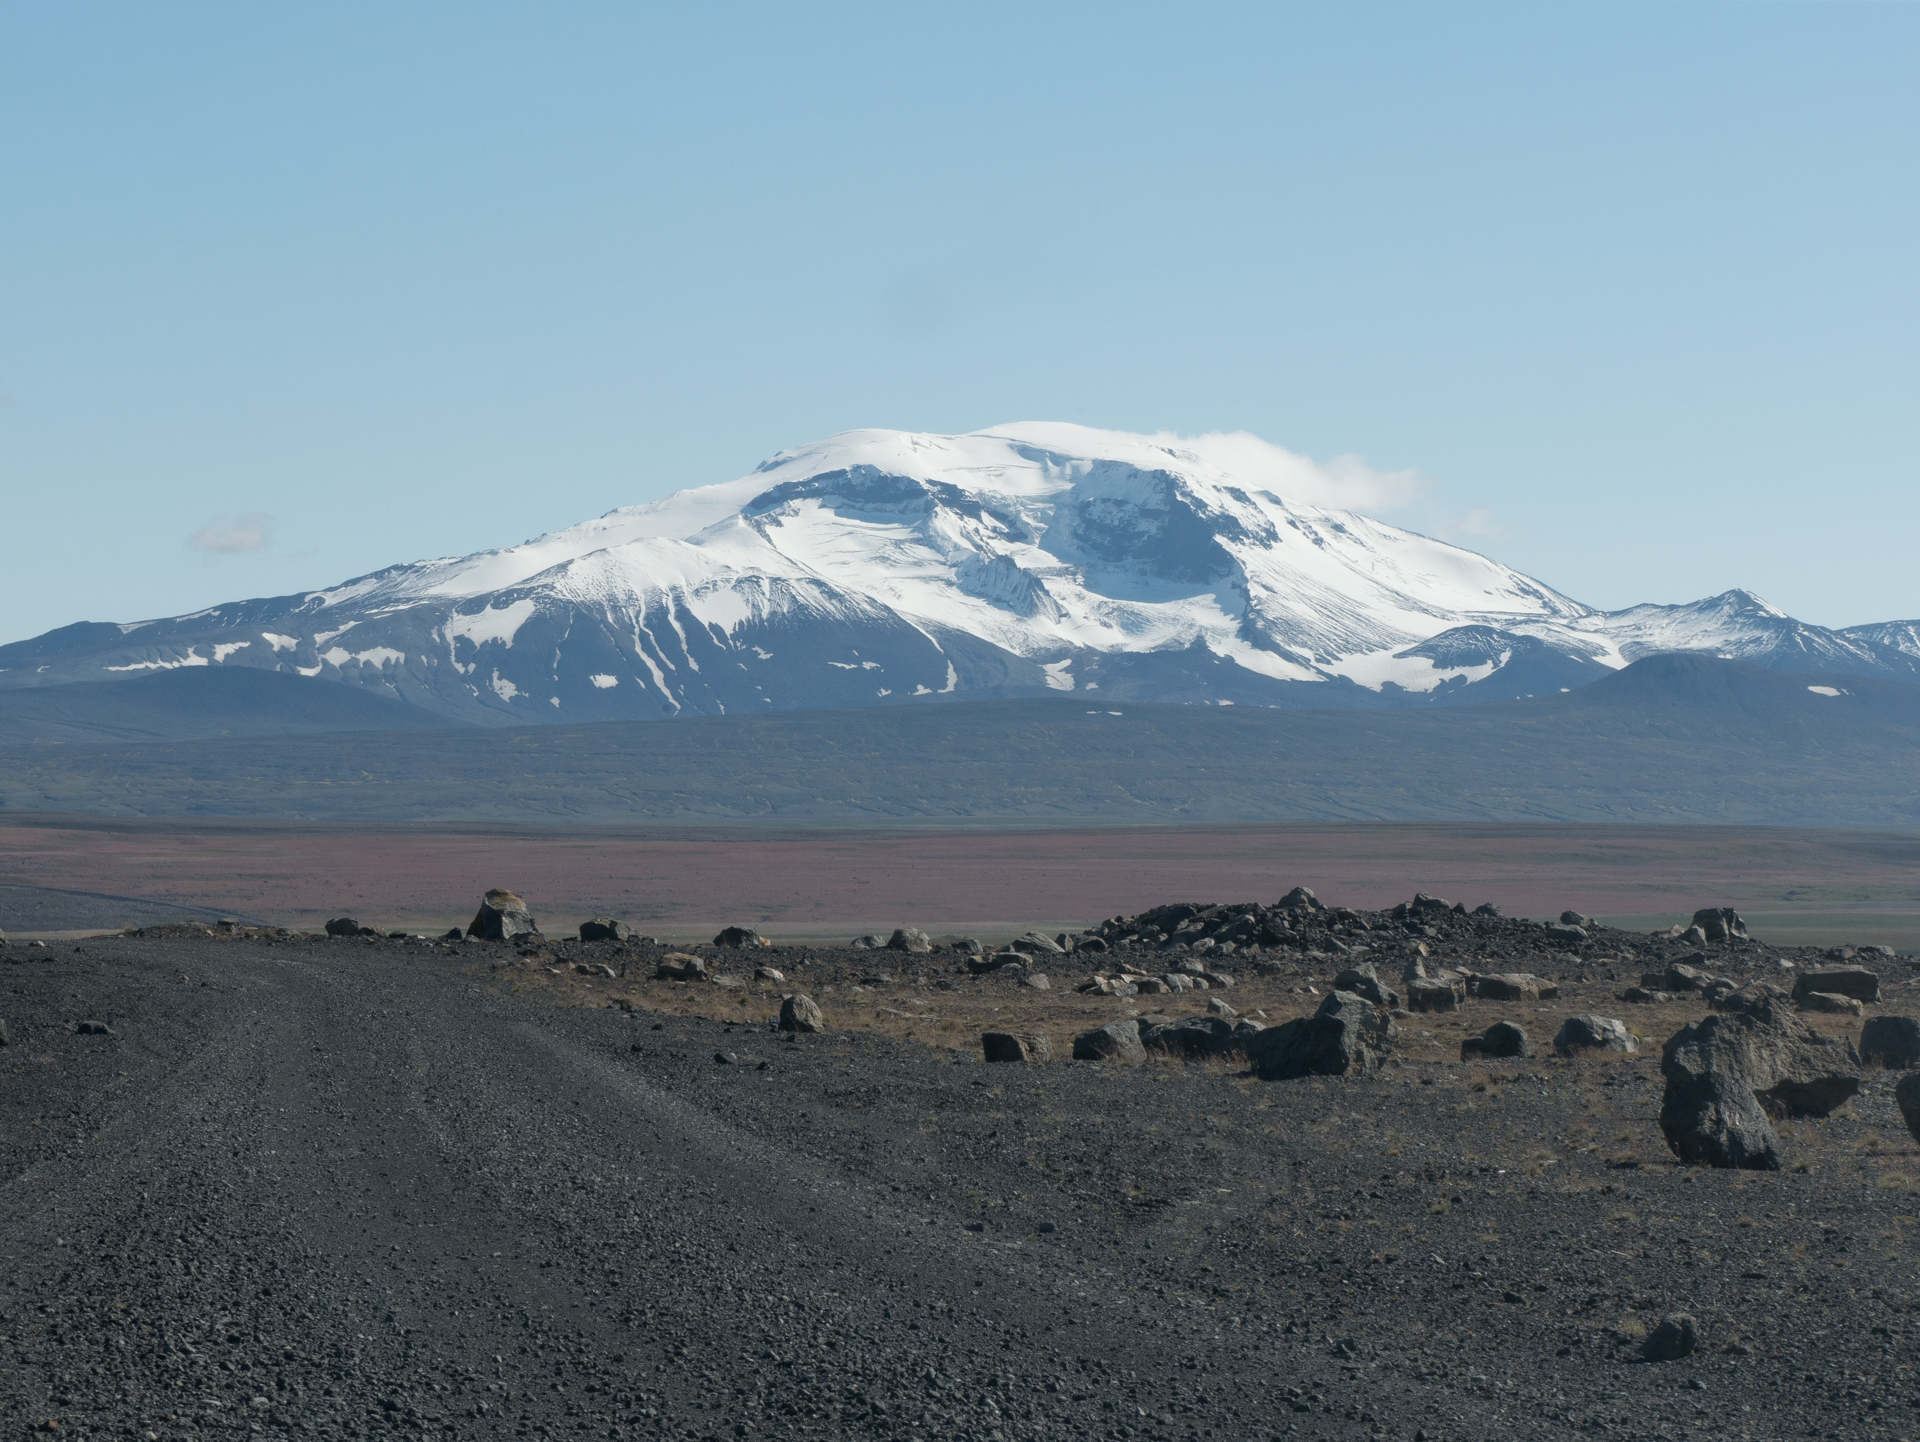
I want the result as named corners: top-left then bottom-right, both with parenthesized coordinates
top-left (1145, 429), bottom-right (1432, 513)
top-left (187, 512), bottom-right (274, 554)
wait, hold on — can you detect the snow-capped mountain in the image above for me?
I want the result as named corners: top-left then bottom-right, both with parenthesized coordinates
top-left (4, 423), bottom-right (1916, 723)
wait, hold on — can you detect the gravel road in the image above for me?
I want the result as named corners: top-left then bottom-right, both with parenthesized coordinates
top-left (5, 936), bottom-right (1918, 1440)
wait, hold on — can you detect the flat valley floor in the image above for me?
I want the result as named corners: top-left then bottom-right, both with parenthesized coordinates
top-left (1, 818), bottom-right (1918, 949)
top-left (5, 926), bottom-right (1920, 1440)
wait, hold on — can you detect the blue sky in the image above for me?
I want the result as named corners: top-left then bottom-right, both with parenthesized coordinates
top-left (2, 2), bottom-right (1915, 643)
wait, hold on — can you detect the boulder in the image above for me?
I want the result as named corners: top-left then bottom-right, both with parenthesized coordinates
top-left (887, 927), bottom-right (933, 954)
top-left (1642, 1314), bottom-right (1701, 1362)
top-left (654, 953), bottom-right (708, 981)
top-left (1277, 886), bottom-right (1320, 910)
top-left (1660, 996), bottom-right (1861, 1117)
top-left (1800, 991), bottom-right (1864, 1017)
top-left (1072, 1020), bottom-right (1146, 1063)
top-left (849, 934), bottom-right (884, 949)
top-left (1009, 933), bottom-right (1065, 955)
top-left (1544, 924), bottom-right (1587, 945)
top-left (778, 994), bottom-right (825, 1033)
top-left (713, 926), bottom-right (771, 949)
top-left (1472, 902), bottom-right (1503, 917)
top-left (324, 917), bottom-right (362, 937)
top-left (1141, 1015), bottom-right (1240, 1060)
top-left (467, 888), bottom-right (537, 941)
top-left (578, 918), bottom-right (631, 943)
top-left (75, 1020), bottom-right (114, 1035)
top-left (1461, 1021), bottom-right (1529, 1061)
top-left (1664, 963), bottom-right (1715, 992)
top-left (1559, 910), bottom-right (1596, 928)
top-left (1791, 967), bottom-right (1879, 1004)
top-left (953, 937), bottom-right (983, 956)
top-left (1711, 980), bottom-right (1789, 1014)
top-left (1860, 1016), bottom-right (1920, 1070)
top-left (1207, 997), bottom-right (1236, 1018)
top-left (1407, 976), bottom-right (1464, 1012)
top-left (573, 962), bottom-right (617, 979)
top-left (1659, 1072), bottom-right (1781, 1170)
top-left (982, 1031), bottom-right (1052, 1064)
top-left (1333, 964), bottom-right (1395, 1008)
top-left (1076, 936), bottom-right (1108, 954)
top-left (1691, 907), bottom-right (1748, 944)
top-left (1552, 1014), bottom-right (1638, 1056)
top-left (442, 928), bottom-right (463, 941)
top-left (1248, 991), bottom-right (1396, 1080)
top-left (754, 965), bottom-right (785, 983)
top-left (1896, 1073), bottom-right (1920, 1145)
top-left (1471, 973), bottom-right (1540, 1002)
top-left (1622, 987), bottom-right (1671, 1004)
top-left (1022, 973), bottom-right (1051, 991)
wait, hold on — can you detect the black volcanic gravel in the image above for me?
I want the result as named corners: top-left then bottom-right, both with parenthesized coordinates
top-left (5, 925), bottom-right (1920, 1441)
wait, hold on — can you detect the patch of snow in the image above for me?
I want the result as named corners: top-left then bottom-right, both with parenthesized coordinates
top-left (296, 665), bottom-right (323, 678)
top-left (107, 649), bottom-right (209, 672)
top-left (1041, 658), bottom-right (1075, 691)
top-left (1807, 685), bottom-right (1845, 697)
top-left (589, 674), bottom-right (619, 689)
top-left (446, 599), bottom-right (538, 649)
top-left (261, 633), bottom-right (299, 652)
top-left (313, 623), bottom-right (358, 646)
top-left (490, 670), bottom-right (521, 702)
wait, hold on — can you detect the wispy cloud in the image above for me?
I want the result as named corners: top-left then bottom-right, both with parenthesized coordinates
top-left (187, 512), bottom-right (274, 554)
top-left (1147, 429), bottom-right (1432, 513)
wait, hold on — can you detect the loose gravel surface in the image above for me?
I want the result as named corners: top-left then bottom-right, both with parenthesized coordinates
top-left (6, 930), bottom-right (1920, 1441)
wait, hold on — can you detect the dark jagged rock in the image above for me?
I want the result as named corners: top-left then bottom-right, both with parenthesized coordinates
top-left (1691, 907), bottom-right (1749, 944)
top-left (1249, 991), bottom-right (1395, 1079)
top-left (1461, 1021), bottom-right (1529, 1060)
top-left (1897, 1074), bottom-right (1920, 1145)
top-left (1791, 967), bottom-right (1879, 1004)
top-left (981, 1031), bottom-right (1051, 1064)
top-left (1659, 1073), bottom-right (1781, 1170)
top-left (1661, 997), bottom-right (1860, 1118)
top-left (713, 926), bottom-right (771, 949)
top-left (467, 889), bottom-right (537, 942)
top-left (1642, 1314), bottom-right (1701, 1361)
top-left (578, 918), bottom-right (631, 943)
top-left (1860, 1016), bottom-right (1920, 1070)
top-left (887, 927), bottom-right (933, 953)
top-left (324, 917), bottom-right (362, 937)
top-left (1072, 1019), bottom-right (1145, 1063)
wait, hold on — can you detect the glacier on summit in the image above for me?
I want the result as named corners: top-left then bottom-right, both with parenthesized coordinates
top-left (3, 423), bottom-right (1916, 724)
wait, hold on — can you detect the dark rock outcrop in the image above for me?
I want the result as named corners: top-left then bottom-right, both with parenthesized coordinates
top-left (578, 918), bottom-right (631, 943)
top-left (981, 1031), bottom-right (1051, 1064)
top-left (1661, 996), bottom-right (1860, 1118)
top-left (1072, 1020), bottom-right (1145, 1063)
top-left (467, 889), bottom-right (537, 942)
top-left (1249, 991), bottom-right (1396, 1080)
top-left (1658, 1073), bottom-right (1781, 1170)
top-left (713, 926), bottom-right (771, 949)
top-left (1461, 1021), bottom-right (1529, 1060)
top-left (1642, 1313), bottom-right (1701, 1361)
top-left (1860, 1016), bottom-right (1920, 1070)
top-left (1791, 968), bottom-right (1880, 1004)
top-left (324, 917), bottom-right (362, 937)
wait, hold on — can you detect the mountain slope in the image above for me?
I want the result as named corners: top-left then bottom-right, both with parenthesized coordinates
top-left (3, 424), bottom-right (1915, 724)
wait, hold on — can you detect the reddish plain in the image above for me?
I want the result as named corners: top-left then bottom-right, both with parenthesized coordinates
top-left (2, 815), bottom-right (1916, 947)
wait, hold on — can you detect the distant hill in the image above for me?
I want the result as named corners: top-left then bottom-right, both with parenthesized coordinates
top-left (0, 655), bottom-right (1913, 828)
top-left (0, 667), bottom-right (459, 744)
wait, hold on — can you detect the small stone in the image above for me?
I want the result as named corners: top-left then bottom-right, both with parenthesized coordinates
top-left (75, 1020), bottom-right (114, 1036)
top-left (654, 953), bottom-right (708, 981)
top-left (779, 994), bottom-right (825, 1033)
top-left (1642, 1313), bottom-right (1700, 1361)
top-left (754, 965), bottom-right (786, 984)
top-left (1207, 997), bottom-right (1236, 1018)
top-left (1022, 973), bottom-right (1051, 991)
